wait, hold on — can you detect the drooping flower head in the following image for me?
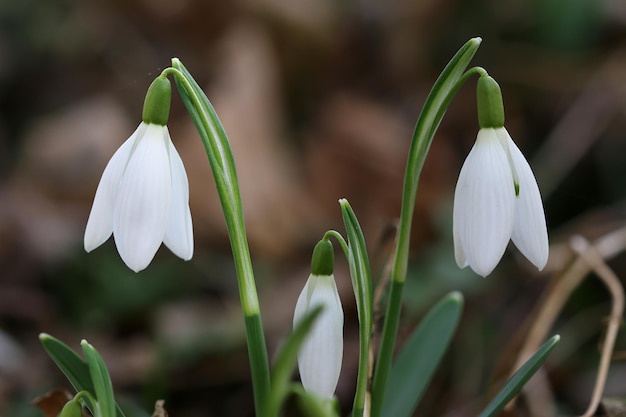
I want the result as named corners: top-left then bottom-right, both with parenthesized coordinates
top-left (84, 76), bottom-right (193, 272)
top-left (453, 75), bottom-right (548, 277)
top-left (294, 239), bottom-right (344, 399)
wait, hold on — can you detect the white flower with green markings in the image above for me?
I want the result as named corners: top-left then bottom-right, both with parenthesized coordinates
top-left (453, 76), bottom-right (548, 277)
top-left (84, 76), bottom-right (193, 272)
top-left (294, 239), bottom-right (343, 399)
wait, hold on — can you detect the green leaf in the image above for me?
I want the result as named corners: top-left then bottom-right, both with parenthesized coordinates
top-left (264, 306), bottom-right (322, 417)
top-left (82, 340), bottom-right (116, 417)
top-left (381, 292), bottom-right (464, 417)
top-left (478, 335), bottom-right (560, 417)
top-left (372, 38), bottom-right (481, 417)
top-left (170, 58), bottom-right (271, 416)
top-left (39, 334), bottom-right (126, 417)
top-left (393, 36), bottom-right (482, 286)
top-left (170, 59), bottom-right (235, 184)
top-left (338, 199), bottom-right (373, 417)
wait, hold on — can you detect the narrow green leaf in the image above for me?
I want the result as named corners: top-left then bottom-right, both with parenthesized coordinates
top-left (478, 335), bottom-right (560, 417)
top-left (372, 37), bottom-right (482, 417)
top-left (381, 292), bottom-right (464, 417)
top-left (39, 334), bottom-right (126, 417)
top-left (393, 36), bottom-right (482, 286)
top-left (40, 334), bottom-right (94, 396)
top-left (170, 59), bottom-right (243, 265)
top-left (338, 199), bottom-right (373, 417)
top-left (170, 59), bottom-right (236, 182)
top-left (339, 200), bottom-right (373, 329)
top-left (265, 306), bottom-right (322, 417)
top-left (169, 59), bottom-right (271, 416)
top-left (82, 340), bottom-right (116, 417)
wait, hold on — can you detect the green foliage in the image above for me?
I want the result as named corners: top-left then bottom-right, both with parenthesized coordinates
top-left (81, 340), bottom-right (116, 417)
top-left (371, 37), bottom-right (482, 417)
top-left (478, 335), bottom-right (560, 417)
top-left (382, 292), bottom-right (463, 417)
top-left (39, 334), bottom-right (126, 417)
top-left (265, 306), bottom-right (322, 417)
top-left (169, 58), bottom-right (271, 416)
top-left (339, 199), bottom-right (373, 417)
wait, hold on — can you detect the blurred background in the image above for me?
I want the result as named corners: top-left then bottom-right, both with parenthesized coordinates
top-left (1, 0), bottom-right (626, 416)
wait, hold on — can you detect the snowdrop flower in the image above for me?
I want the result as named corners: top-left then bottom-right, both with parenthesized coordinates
top-left (84, 76), bottom-right (193, 272)
top-left (294, 239), bottom-right (343, 399)
top-left (453, 75), bottom-right (548, 277)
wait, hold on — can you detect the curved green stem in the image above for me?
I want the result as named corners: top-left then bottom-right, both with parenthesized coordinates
top-left (164, 62), bottom-right (270, 416)
top-left (370, 38), bottom-right (483, 417)
top-left (74, 391), bottom-right (99, 416)
top-left (323, 230), bottom-right (349, 260)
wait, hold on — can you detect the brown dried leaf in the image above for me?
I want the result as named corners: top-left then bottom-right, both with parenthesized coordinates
top-left (32, 387), bottom-right (73, 417)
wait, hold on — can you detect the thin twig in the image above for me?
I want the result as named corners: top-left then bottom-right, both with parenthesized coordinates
top-left (511, 252), bottom-right (590, 373)
top-left (570, 236), bottom-right (624, 417)
top-left (506, 226), bottom-right (626, 413)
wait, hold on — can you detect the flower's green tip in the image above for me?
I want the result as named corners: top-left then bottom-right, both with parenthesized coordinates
top-left (59, 399), bottom-right (82, 417)
top-left (142, 76), bottom-right (171, 126)
top-left (311, 239), bottom-right (334, 276)
top-left (477, 75), bottom-right (505, 129)
top-left (38, 333), bottom-right (50, 341)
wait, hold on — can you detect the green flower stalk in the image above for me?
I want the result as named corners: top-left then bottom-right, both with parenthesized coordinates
top-left (163, 59), bottom-right (271, 417)
top-left (371, 38), bottom-right (482, 417)
top-left (83, 58), bottom-right (272, 417)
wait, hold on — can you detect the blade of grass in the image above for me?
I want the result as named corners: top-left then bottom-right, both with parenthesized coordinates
top-left (478, 335), bottom-right (560, 417)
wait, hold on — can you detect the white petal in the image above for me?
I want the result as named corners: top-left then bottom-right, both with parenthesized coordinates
top-left (84, 123), bottom-right (145, 252)
top-left (497, 129), bottom-right (549, 270)
top-left (113, 124), bottom-right (172, 272)
top-left (453, 128), bottom-right (516, 277)
top-left (453, 176), bottom-right (468, 269)
top-left (163, 133), bottom-right (194, 260)
top-left (294, 274), bottom-right (314, 328)
top-left (294, 274), bottom-right (343, 399)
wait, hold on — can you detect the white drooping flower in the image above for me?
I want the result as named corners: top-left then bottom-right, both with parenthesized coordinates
top-left (453, 75), bottom-right (548, 277)
top-left (294, 240), bottom-right (343, 399)
top-left (84, 76), bottom-right (193, 272)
